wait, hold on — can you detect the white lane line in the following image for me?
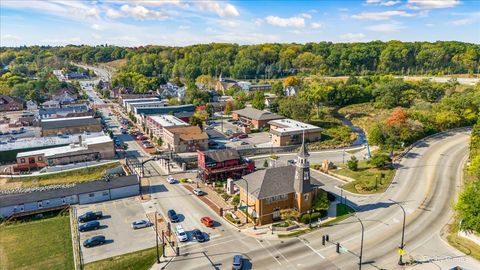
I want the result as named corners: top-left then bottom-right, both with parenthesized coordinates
top-left (299, 239), bottom-right (325, 259)
top-left (265, 240), bottom-right (290, 263)
top-left (256, 239), bottom-right (282, 265)
top-left (184, 237), bottom-right (238, 252)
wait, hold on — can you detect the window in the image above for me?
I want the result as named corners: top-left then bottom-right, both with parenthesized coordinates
top-left (304, 193), bottom-right (309, 201)
top-left (20, 158), bottom-right (25, 163)
top-left (37, 201), bottom-right (43, 209)
top-left (62, 197), bottom-right (66, 205)
top-left (38, 156), bottom-right (43, 161)
top-left (19, 204), bottom-right (24, 212)
top-left (89, 193), bottom-right (95, 197)
top-left (264, 194), bottom-right (288, 204)
top-left (102, 191), bottom-right (109, 196)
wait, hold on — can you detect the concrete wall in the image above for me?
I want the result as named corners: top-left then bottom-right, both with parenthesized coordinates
top-left (111, 185), bottom-right (140, 199)
top-left (79, 190), bottom-right (111, 204)
top-left (0, 194), bottom-right (77, 218)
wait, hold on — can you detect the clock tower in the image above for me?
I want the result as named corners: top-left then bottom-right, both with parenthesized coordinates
top-left (294, 132), bottom-right (312, 213)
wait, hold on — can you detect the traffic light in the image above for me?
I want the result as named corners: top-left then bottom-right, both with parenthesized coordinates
top-left (322, 235), bottom-right (326, 246)
top-left (219, 207), bottom-right (224, 216)
top-left (336, 242), bottom-right (340, 253)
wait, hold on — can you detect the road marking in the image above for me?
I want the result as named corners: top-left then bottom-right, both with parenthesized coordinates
top-left (265, 239), bottom-right (290, 263)
top-left (298, 238), bottom-right (325, 259)
top-left (392, 218), bottom-right (399, 224)
top-left (183, 236), bottom-right (238, 252)
top-left (256, 239), bottom-right (282, 265)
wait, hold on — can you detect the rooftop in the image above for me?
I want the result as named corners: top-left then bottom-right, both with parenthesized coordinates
top-left (40, 116), bottom-right (100, 130)
top-left (16, 135), bottom-right (112, 158)
top-left (148, 114), bottom-right (188, 127)
top-left (165, 126), bottom-right (208, 141)
top-left (232, 107), bottom-right (283, 121)
top-left (203, 148), bottom-right (240, 163)
top-left (269, 118), bottom-right (322, 135)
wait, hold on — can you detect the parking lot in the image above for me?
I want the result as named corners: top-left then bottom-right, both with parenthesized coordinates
top-left (76, 197), bottom-right (156, 263)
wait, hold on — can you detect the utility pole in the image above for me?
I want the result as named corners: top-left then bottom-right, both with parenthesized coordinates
top-left (353, 215), bottom-right (364, 270)
top-left (389, 199), bottom-right (406, 265)
top-left (155, 211), bottom-right (160, 263)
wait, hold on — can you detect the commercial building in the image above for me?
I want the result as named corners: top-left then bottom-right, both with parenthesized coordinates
top-left (232, 107), bottom-right (284, 130)
top-left (14, 135), bottom-right (114, 171)
top-left (269, 118), bottom-right (322, 146)
top-left (126, 100), bottom-right (167, 113)
top-left (0, 95), bottom-right (25, 111)
top-left (163, 126), bottom-right (208, 153)
top-left (38, 104), bottom-right (91, 119)
top-left (235, 141), bottom-right (324, 225)
top-left (197, 149), bottom-right (255, 182)
top-left (120, 96), bottom-right (158, 107)
top-left (133, 104), bottom-right (196, 123)
top-left (146, 115), bottom-right (189, 139)
top-left (40, 116), bottom-right (102, 136)
top-left (0, 174), bottom-right (140, 218)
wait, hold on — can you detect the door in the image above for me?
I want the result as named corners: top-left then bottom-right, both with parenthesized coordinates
top-left (272, 208), bottom-right (280, 221)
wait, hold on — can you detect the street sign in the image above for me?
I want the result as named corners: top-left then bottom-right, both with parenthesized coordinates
top-left (398, 249), bottom-right (405, 256)
top-left (238, 206), bottom-right (247, 210)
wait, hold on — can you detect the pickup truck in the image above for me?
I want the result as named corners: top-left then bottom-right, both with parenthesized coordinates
top-left (78, 211), bottom-right (103, 223)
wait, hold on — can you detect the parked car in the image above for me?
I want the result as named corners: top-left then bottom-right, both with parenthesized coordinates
top-left (193, 189), bottom-right (205, 196)
top-left (192, 229), bottom-right (206, 242)
top-left (137, 135), bottom-right (148, 141)
top-left (232, 255), bottom-right (243, 270)
top-left (167, 176), bottom-right (176, 184)
top-left (208, 141), bottom-right (218, 147)
top-left (201, 216), bottom-right (214, 227)
top-left (237, 133), bottom-right (248, 139)
top-left (78, 221), bottom-right (100, 232)
top-left (168, 209), bottom-right (180, 223)
top-left (121, 129), bottom-right (128, 134)
top-left (230, 137), bottom-right (239, 142)
top-left (240, 141), bottom-right (249, 146)
top-left (142, 141), bottom-right (154, 148)
top-left (227, 119), bottom-right (235, 123)
top-left (83, 235), bottom-right (106, 248)
top-left (78, 211), bottom-right (103, 223)
top-left (175, 225), bottom-right (188, 242)
top-left (131, 219), bottom-right (151, 229)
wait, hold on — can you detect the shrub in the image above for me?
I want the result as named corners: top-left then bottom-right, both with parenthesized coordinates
top-left (263, 159), bottom-right (269, 168)
top-left (270, 154), bottom-right (279, 160)
top-left (179, 178), bottom-right (188, 183)
top-left (232, 194), bottom-right (240, 205)
top-left (301, 214), bottom-right (311, 224)
top-left (221, 193), bottom-right (232, 201)
top-left (225, 213), bottom-right (239, 224)
top-left (347, 156), bottom-right (358, 171)
top-left (369, 153), bottom-right (391, 168)
top-left (327, 192), bottom-right (336, 202)
top-left (310, 212), bottom-right (321, 222)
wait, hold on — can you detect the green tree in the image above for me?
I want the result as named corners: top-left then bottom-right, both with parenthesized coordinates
top-left (455, 180), bottom-right (480, 232)
top-left (312, 191), bottom-right (330, 211)
top-left (251, 91), bottom-right (265, 110)
top-left (368, 153), bottom-right (391, 168)
top-left (277, 97), bottom-right (312, 122)
top-left (347, 156), bottom-right (358, 171)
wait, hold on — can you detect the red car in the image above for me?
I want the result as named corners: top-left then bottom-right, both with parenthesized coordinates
top-left (201, 216), bottom-right (214, 227)
top-left (237, 133), bottom-right (248, 139)
top-left (137, 135), bottom-right (148, 141)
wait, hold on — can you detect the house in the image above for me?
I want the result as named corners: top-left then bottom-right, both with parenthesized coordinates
top-left (14, 135), bottom-right (114, 171)
top-left (38, 104), bottom-right (91, 119)
top-left (284, 86), bottom-right (298, 97)
top-left (163, 126), bottom-right (208, 153)
top-left (264, 94), bottom-right (278, 108)
top-left (0, 174), bottom-right (139, 218)
top-left (269, 118), bottom-right (322, 146)
top-left (215, 74), bottom-right (239, 94)
top-left (157, 83), bottom-right (185, 99)
top-left (51, 88), bottom-right (78, 105)
top-left (197, 149), bottom-right (255, 182)
top-left (26, 100), bottom-right (38, 110)
top-left (40, 116), bottom-right (102, 136)
top-left (0, 95), bottom-right (25, 111)
top-left (146, 114), bottom-right (189, 139)
top-left (64, 72), bottom-right (87, 80)
top-left (110, 86), bottom-right (133, 99)
top-left (235, 140), bottom-right (324, 225)
top-left (41, 100), bottom-right (61, 109)
top-left (232, 107), bottom-right (284, 130)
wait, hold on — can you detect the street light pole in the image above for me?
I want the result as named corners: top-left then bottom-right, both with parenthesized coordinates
top-left (155, 211), bottom-right (159, 263)
top-left (353, 215), bottom-right (364, 270)
top-left (389, 199), bottom-right (406, 265)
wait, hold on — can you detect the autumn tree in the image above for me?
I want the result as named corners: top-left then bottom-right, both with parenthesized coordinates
top-left (224, 100), bottom-right (233, 115)
top-left (283, 76), bottom-right (300, 88)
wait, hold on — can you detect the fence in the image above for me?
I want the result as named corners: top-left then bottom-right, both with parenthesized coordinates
top-left (70, 207), bottom-right (83, 270)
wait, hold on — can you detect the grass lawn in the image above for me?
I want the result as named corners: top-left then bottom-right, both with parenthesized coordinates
top-left (1, 161), bottom-right (120, 189)
top-left (446, 219), bottom-right (480, 261)
top-left (84, 246), bottom-right (161, 270)
top-left (0, 212), bottom-right (73, 270)
top-left (321, 203), bottom-right (355, 226)
top-left (333, 161), bottom-right (395, 194)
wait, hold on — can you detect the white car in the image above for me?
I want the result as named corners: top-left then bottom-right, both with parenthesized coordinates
top-left (131, 219), bottom-right (151, 229)
top-left (175, 225), bottom-right (188, 242)
top-left (167, 176), bottom-right (176, 184)
top-left (193, 189), bottom-right (205, 196)
top-left (230, 137), bottom-right (239, 142)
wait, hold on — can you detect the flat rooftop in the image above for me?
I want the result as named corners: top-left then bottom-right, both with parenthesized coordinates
top-left (17, 135), bottom-right (112, 158)
top-left (40, 115), bottom-right (93, 122)
top-left (0, 132), bottom-right (106, 152)
top-left (148, 114), bottom-right (189, 127)
top-left (269, 118), bottom-right (322, 135)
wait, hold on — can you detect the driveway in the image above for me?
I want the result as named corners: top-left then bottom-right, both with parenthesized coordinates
top-left (77, 198), bottom-right (156, 263)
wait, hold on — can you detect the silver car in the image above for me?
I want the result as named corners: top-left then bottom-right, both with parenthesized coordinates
top-left (131, 219), bottom-right (151, 229)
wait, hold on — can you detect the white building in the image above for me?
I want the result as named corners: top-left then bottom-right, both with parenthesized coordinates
top-left (268, 118), bottom-right (322, 146)
top-left (145, 114), bottom-right (189, 139)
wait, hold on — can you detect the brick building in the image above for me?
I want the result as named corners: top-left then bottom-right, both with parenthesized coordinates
top-left (232, 107), bottom-right (283, 130)
top-left (0, 95), bottom-right (25, 112)
top-left (163, 126), bottom-right (208, 153)
top-left (40, 116), bottom-right (102, 136)
top-left (235, 140), bottom-right (324, 225)
top-left (197, 149), bottom-right (255, 182)
top-left (269, 118), bottom-right (322, 146)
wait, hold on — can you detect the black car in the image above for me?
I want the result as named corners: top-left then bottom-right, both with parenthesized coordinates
top-left (83, 235), bottom-right (106, 248)
top-left (79, 221), bottom-right (100, 232)
top-left (168, 209), bottom-right (179, 223)
top-left (192, 229), bottom-right (206, 242)
top-left (78, 211), bottom-right (103, 223)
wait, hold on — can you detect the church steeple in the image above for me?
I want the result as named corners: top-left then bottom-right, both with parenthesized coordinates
top-left (294, 131), bottom-right (311, 194)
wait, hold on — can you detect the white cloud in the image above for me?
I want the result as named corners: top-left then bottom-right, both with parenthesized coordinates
top-left (352, 10), bottom-right (416, 20)
top-left (106, 8), bottom-right (123, 19)
top-left (408, 0), bottom-right (460, 10)
top-left (366, 23), bottom-right (405, 33)
top-left (91, 24), bottom-right (102, 30)
top-left (450, 18), bottom-right (472, 26)
top-left (426, 23), bottom-right (435, 27)
top-left (366, 0), bottom-right (400, 6)
top-left (116, 0), bottom-right (183, 7)
top-left (300, 13), bottom-right (312, 19)
top-left (2, 34), bottom-right (22, 42)
top-left (311, 22), bottom-right (323, 29)
top-left (254, 18), bottom-right (264, 27)
top-left (340, 32), bottom-right (366, 42)
top-left (265, 16), bottom-right (305, 27)
top-left (120, 4), bottom-right (170, 20)
top-left (92, 33), bottom-right (101, 39)
top-left (1, 0), bottom-right (100, 20)
top-left (219, 20), bottom-right (240, 28)
top-left (195, 1), bottom-right (239, 17)
top-left (178, 25), bottom-right (190, 30)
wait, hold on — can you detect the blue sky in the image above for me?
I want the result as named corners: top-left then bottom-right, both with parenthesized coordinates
top-left (1, 0), bottom-right (479, 47)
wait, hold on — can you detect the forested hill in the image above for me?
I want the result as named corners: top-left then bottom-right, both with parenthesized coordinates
top-left (1, 41), bottom-right (479, 82)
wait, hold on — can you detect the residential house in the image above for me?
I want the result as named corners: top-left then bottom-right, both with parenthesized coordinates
top-left (0, 95), bottom-right (25, 111)
top-left (163, 126), bottom-right (208, 153)
top-left (197, 149), bottom-right (255, 182)
top-left (232, 107), bottom-right (284, 130)
top-left (284, 86), bottom-right (298, 97)
top-left (235, 140), bottom-right (324, 225)
top-left (41, 100), bottom-right (61, 109)
top-left (26, 100), bottom-right (38, 111)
